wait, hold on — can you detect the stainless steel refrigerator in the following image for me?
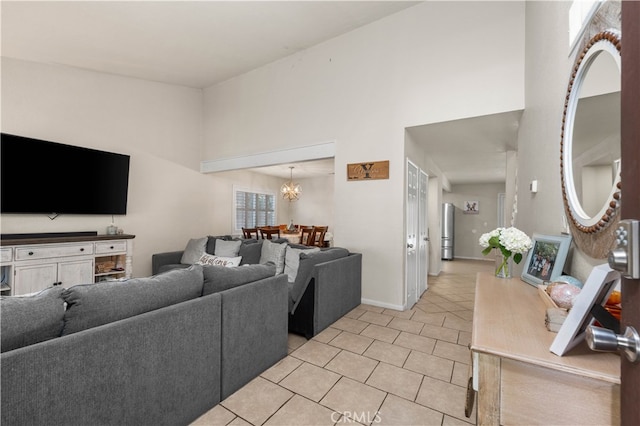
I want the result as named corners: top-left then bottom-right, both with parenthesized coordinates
top-left (441, 203), bottom-right (455, 260)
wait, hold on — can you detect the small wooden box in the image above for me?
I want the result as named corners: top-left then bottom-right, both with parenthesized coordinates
top-left (537, 284), bottom-right (566, 311)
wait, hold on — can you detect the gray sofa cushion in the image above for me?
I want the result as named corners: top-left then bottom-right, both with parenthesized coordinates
top-left (205, 235), bottom-right (234, 255)
top-left (202, 263), bottom-right (277, 295)
top-left (181, 237), bottom-right (208, 264)
top-left (239, 240), bottom-right (263, 265)
top-left (289, 248), bottom-right (350, 309)
top-left (62, 265), bottom-right (204, 335)
top-left (284, 245), bottom-right (320, 283)
top-left (214, 239), bottom-right (242, 257)
top-left (0, 286), bottom-right (66, 353)
top-left (158, 263), bottom-right (191, 274)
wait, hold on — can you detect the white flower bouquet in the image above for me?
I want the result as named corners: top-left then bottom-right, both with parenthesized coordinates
top-left (479, 227), bottom-right (533, 277)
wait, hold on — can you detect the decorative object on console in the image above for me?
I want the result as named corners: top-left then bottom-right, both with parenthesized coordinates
top-left (547, 282), bottom-right (582, 309)
top-left (546, 307), bottom-right (569, 333)
top-left (479, 227), bottom-right (532, 278)
top-left (550, 264), bottom-right (620, 356)
top-left (281, 166), bottom-right (302, 201)
top-left (520, 233), bottom-right (572, 286)
top-left (554, 274), bottom-right (584, 289)
top-left (107, 215), bottom-right (118, 235)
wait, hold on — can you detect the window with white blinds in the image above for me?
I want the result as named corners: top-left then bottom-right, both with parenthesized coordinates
top-left (234, 189), bottom-right (276, 230)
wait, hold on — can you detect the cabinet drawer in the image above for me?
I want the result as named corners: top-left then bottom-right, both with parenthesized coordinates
top-left (15, 243), bottom-right (94, 261)
top-left (0, 248), bottom-right (12, 262)
top-left (95, 241), bottom-right (128, 254)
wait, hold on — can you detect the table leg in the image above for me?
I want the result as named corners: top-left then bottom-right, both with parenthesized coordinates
top-left (477, 352), bottom-right (501, 425)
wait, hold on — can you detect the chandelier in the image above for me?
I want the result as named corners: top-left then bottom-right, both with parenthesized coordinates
top-left (281, 166), bottom-right (302, 201)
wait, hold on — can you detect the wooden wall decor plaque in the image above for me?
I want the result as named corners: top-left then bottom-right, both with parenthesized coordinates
top-left (347, 160), bottom-right (389, 181)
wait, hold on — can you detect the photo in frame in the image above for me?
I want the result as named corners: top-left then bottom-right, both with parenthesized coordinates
top-left (521, 233), bottom-right (572, 286)
top-left (550, 264), bottom-right (621, 356)
top-left (463, 201), bottom-right (479, 214)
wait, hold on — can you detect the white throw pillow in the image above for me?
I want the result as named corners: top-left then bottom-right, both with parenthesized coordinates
top-left (180, 237), bottom-right (208, 264)
top-left (214, 239), bottom-right (242, 257)
top-left (284, 245), bottom-right (320, 283)
top-left (259, 239), bottom-right (287, 274)
top-left (197, 253), bottom-right (242, 267)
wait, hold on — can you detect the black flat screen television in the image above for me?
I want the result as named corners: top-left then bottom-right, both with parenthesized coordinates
top-left (1, 133), bottom-right (130, 215)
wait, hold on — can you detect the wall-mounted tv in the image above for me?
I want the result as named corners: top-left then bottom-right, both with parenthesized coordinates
top-left (1, 133), bottom-right (130, 215)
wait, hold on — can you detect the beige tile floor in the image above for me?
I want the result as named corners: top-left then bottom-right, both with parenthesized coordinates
top-left (193, 259), bottom-right (493, 426)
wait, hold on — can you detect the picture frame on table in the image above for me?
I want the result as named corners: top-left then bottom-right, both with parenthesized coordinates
top-left (521, 233), bottom-right (572, 286)
top-left (549, 264), bottom-right (621, 356)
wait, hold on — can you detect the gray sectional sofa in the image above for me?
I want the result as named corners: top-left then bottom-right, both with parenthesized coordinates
top-left (151, 236), bottom-right (363, 339)
top-left (1, 264), bottom-right (288, 426)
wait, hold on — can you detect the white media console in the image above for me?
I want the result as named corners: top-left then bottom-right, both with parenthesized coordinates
top-left (0, 233), bottom-right (135, 296)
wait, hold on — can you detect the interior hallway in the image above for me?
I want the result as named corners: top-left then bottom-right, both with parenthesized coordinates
top-left (193, 259), bottom-right (493, 426)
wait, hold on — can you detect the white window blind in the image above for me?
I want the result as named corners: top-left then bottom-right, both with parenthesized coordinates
top-left (235, 190), bottom-right (276, 230)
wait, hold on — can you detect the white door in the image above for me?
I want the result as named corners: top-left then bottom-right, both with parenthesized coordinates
top-left (418, 170), bottom-right (429, 296)
top-left (406, 160), bottom-right (418, 309)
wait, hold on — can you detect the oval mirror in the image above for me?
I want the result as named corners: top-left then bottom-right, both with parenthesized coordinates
top-left (561, 30), bottom-right (621, 234)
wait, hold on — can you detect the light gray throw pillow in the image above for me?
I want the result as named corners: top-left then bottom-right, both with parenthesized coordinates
top-left (284, 245), bottom-right (320, 283)
top-left (259, 239), bottom-right (287, 274)
top-left (214, 239), bottom-right (242, 257)
top-left (181, 237), bottom-right (208, 264)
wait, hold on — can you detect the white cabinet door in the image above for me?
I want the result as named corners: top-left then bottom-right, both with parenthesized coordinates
top-left (58, 259), bottom-right (94, 288)
top-left (14, 263), bottom-right (58, 295)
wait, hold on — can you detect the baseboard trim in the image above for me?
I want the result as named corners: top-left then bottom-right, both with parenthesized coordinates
top-left (360, 298), bottom-right (405, 311)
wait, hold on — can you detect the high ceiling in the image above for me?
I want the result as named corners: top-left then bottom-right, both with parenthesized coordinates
top-left (1, 1), bottom-right (420, 89)
top-left (1, 1), bottom-right (522, 184)
top-left (407, 110), bottom-right (523, 184)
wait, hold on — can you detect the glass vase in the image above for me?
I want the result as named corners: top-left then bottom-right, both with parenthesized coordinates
top-left (495, 251), bottom-right (512, 279)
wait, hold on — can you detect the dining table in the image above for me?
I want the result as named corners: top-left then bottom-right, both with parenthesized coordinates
top-left (280, 231), bottom-right (303, 244)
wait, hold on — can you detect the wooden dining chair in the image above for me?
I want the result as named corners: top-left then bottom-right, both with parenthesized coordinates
top-left (308, 226), bottom-right (328, 247)
top-left (259, 226), bottom-right (281, 240)
top-left (242, 227), bottom-right (258, 239)
top-left (299, 226), bottom-right (313, 245)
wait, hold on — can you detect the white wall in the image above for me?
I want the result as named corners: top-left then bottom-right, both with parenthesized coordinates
top-left (0, 58), bottom-right (220, 277)
top-left (287, 175), bottom-right (335, 232)
top-left (203, 1), bottom-right (525, 308)
top-left (0, 58), bottom-right (337, 277)
top-left (444, 183), bottom-right (506, 260)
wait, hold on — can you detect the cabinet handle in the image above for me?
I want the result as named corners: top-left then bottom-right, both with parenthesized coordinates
top-left (110, 246), bottom-right (114, 250)
top-left (28, 251), bottom-right (34, 256)
top-left (80, 248), bottom-right (85, 252)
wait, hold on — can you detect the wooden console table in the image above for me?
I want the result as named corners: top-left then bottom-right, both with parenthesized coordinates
top-left (471, 272), bottom-right (620, 425)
